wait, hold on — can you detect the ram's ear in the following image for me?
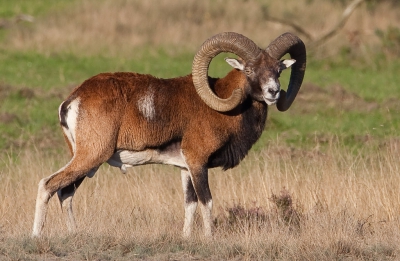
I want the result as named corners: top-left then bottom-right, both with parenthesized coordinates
top-left (225, 58), bottom-right (245, 71)
top-left (280, 59), bottom-right (296, 70)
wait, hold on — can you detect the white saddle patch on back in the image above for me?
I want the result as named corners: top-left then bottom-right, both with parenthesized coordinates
top-left (137, 86), bottom-right (155, 120)
top-left (107, 142), bottom-right (186, 172)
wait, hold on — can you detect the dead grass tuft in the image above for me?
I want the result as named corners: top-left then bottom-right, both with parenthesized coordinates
top-left (214, 188), bottom-right (301, 234)
top-left (214, 203), bottom-right (269, 233)
top-left (270, 188), bottom-right (301, 229)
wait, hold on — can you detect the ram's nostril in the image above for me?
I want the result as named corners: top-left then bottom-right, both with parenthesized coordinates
top-left (268, 88), bottom-right (279, 96)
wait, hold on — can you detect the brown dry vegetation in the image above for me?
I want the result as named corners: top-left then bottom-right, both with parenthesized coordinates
top-left (3, 0), bottom-right (400, 58)
top-left (2, 141), bottom-right (400, 260)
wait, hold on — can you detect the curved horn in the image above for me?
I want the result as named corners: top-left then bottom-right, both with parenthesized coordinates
top-left (192, 32), bottom-right (262, 112)
top-left (266, 32), bottom-right (306, 112)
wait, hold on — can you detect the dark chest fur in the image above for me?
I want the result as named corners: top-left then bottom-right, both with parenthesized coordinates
top-left (207, 99), bottom-right (268, 170)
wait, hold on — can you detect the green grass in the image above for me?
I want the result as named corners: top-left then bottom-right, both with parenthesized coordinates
top-left (0, 49), bottom-right (194, 90)
top-left (264, 109), bottom-right (399, 144)
top-left (1, 0), bottom-right (400, 153)
top-left (306, 59), bottom-right (400, 103)
top-left (1, 47), bottom-right (400, 152)
top-left (0, 0), bottom-right (74, 18)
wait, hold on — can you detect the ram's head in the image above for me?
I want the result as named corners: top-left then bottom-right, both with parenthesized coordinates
top-left (192, 32), bottom-right (306, 112)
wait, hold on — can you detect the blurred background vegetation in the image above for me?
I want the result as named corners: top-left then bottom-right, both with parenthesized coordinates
top-left (0, 0), bottom-right (399, 158)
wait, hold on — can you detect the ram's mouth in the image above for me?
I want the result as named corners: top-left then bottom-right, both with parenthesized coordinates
top-left (264, 98), bottom-right (278, 105)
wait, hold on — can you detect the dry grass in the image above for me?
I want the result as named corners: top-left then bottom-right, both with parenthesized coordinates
top-left (1, 140), bottom-right (400, 260)
top-left (4, 0), bottom-right (400, 58)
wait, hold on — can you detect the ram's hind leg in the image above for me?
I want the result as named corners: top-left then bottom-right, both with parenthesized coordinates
top-left (33, 139), bottom-right (114, 237)
top-left (56, 176), bottom-right (86, 233)
top-left (56, 164), bottom-right (99, 233)
top-left (32, 157), bottom-right (102, 237)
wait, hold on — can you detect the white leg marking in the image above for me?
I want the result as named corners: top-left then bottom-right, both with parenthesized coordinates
top-left (32, 156), bottom-right (78, 237)
top-left (60, 195), bottom-right (77, 233)
top-left (181, 170), bottom-right (197, 238)
top-left (137, 86), bottom-right (155, 120)
top-left (32, 179), bottom-right (52, 237)
top-left (200, 200), bottom-right (213, 238)
top-left (183, 202), bottom-right (198, 238)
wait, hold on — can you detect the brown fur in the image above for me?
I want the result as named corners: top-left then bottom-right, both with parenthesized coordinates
top-left (33, 50), bottom-right (289, 238)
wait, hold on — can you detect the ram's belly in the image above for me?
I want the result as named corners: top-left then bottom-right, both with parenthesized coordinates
top-left (107, 142), bottom-right (186, 173)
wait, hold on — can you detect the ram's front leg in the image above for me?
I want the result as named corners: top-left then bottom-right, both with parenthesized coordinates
top-left (185, 164), bottom-right (213, 238)
top-left (195, 170), bottom-right (213, 238)
top-left (181, 169), bottom-right (198, 238)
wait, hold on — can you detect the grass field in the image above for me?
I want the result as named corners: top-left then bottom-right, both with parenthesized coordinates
top-left (1, 0), bottom-right (400, 260)
top-left (2, 142), bottom-right (400, 260)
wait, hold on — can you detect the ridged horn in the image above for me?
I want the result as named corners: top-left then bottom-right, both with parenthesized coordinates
top-left (266, 32), bottom-right (306, 112)
top-left (192, 32), bottom-right (262, 112)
